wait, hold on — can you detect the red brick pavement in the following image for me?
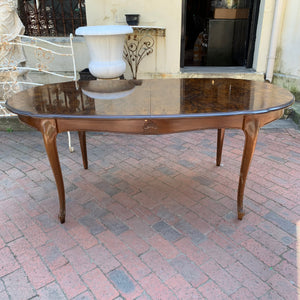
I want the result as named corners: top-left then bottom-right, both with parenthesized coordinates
top-left (0, 124), bottom-right (299, 299)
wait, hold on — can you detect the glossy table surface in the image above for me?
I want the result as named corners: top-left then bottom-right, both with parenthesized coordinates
top-left (6, 78), bottom-right (294, 119)
top-left (6, 78), bottom-right (294, 223)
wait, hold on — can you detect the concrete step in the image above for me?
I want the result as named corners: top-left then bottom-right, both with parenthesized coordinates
top-left (290, 101), bottom-right (300, 126)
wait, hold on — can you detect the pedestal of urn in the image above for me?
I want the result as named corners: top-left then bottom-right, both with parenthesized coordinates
top-left (75, 25), bottom-right (133, 79)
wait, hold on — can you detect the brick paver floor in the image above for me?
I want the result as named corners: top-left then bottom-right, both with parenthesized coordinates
top-left (0, 122), bottom-right (299, 299)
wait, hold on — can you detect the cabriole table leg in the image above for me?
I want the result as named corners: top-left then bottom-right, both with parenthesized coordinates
top-left (237, 117), bottom-right (260, 220)
top-left (40, 119), bottom-right (66, 223)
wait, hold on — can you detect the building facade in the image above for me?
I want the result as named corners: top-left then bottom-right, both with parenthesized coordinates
top-left (84, 0), bottom-right (299, 94)
top-left (14, 0), bottom-right (300, 96)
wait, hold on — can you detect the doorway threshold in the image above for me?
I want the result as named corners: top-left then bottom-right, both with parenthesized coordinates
top-left (181, 66), bottom-right (264, 81)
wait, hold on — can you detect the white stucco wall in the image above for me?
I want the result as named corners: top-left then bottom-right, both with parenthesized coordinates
top-left (275, 0), bottom-right (300, 77)
top-left (252, 0), bottom-right (275, 73)
top-left (251, 0), bottom-right (300, 87)
top-left (85, 0), bottom-right (182, 77)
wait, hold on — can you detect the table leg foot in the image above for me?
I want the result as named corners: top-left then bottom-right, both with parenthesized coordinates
top-left (238, 210), bottom-right (245, 220)
top-left (59, 211), bottom-right (66, 224)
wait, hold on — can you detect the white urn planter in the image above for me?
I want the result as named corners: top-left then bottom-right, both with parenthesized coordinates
top-left (75, 25), bottom-right (133, 79)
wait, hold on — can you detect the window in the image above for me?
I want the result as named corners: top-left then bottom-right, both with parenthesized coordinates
top-left (18, 0), bottom-right (86, 36)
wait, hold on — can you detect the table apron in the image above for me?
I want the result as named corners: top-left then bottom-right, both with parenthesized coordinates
top-left (56, 115), bottom-right (246, 134)
top-left (55, 111), bottom-right (283, 134)
top-left (18, 110), bottom-right (283, 135)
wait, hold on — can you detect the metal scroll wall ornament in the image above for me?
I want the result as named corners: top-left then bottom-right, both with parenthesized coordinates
top-left (123, 31), bottom-right (154, 80)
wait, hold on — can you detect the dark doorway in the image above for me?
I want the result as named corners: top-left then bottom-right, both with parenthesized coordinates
top-left (181, 0), bottom-right (260, 68)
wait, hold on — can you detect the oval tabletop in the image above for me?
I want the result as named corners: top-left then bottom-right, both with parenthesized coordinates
top-left (6, 78), bottom-right (294, 119)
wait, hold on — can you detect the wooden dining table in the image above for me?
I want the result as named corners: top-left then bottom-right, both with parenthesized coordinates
top-left (6, 78), bottom-right (294, 223)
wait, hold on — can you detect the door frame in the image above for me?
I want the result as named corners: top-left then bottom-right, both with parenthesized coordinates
top-left (246, 0), bottom-right (261, 68)
top-left (180, 0), bottom-right (187, 68)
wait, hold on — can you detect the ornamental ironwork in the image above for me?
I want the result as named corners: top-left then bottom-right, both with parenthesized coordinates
top-left (18, 0), bottom-right (87, 36)
top-left (123, 32), bottom-right (154, 80)
top-left (123, 27), bottom-right (166, 79)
